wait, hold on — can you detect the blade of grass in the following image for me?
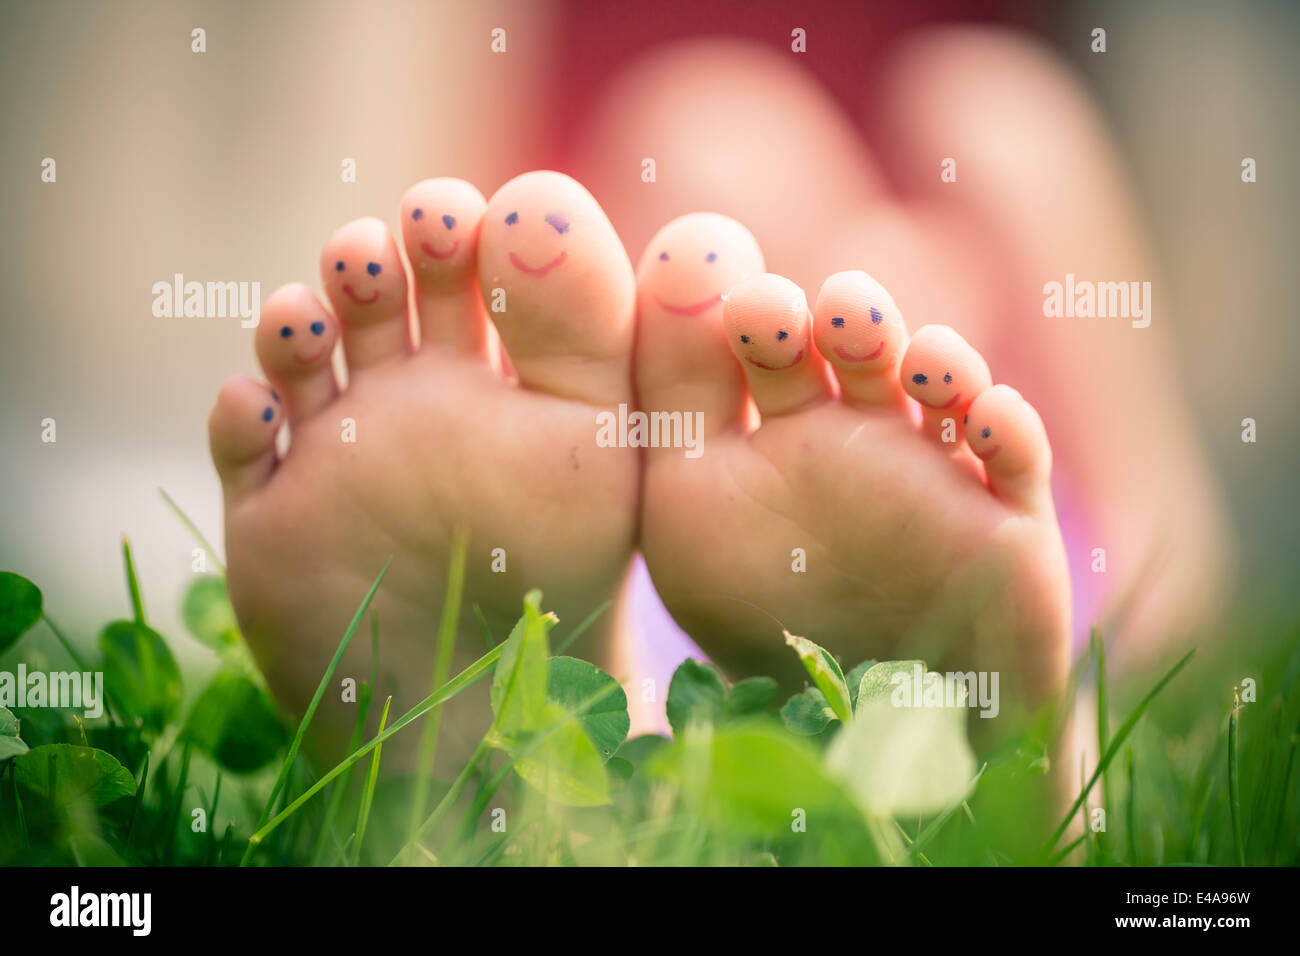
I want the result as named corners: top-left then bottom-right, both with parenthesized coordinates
top-left (908, 764), bottom-right (986, 860)
top-left (121, 536), bottom-right (147, 625)
top-left (1189, 774), bottom-right (1215, 864)
top-left (162, 742), bottom-right (192, 864)
top-left (244, 640), bottom-right (503, 859)
top-left (126, 750), bottom-right (150, 850)
top-left (205, 772), bottom-right (223, 866)
top-left (159, 487), bottom-right (225, 575)
top-left (405, 532), bottom-right (467, 862)
top-left (555, 600), bottom-right (611, 656)
top-left (242, 558), bottom-right (391, 864)
top-left (310, 678), bottom-right (373, 866)
top-left (1125, 746), bottom-right (1138, 863)
top-left (1228, 690), bottom-right (1245, 865)
top-left (350, 695), bottom-right (392, 866)
top-left (391, 736), bottom-right (492, 865)
top-left (1042, 648), bottom-right (1194, 856)
top-left (473, 603), bottom-right (495, 650)
top-left (1270, 726), bottom-right (1297, 865)
top-left (1094, 629), bottom-right (1113, 822)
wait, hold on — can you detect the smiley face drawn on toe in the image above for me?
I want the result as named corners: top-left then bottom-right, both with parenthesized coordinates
top-left (909, 371), bottom-right (964, 409)
top-left (257, 290), bottom-right (339, 378)
top-left (504, 210), bottom-right (570, 276)
top-left (638, 214), bottom-right (765, 325)
top-left (321, 218), bottom-right (407, 315)
top-left (401, 180), bottom-right (487, 283)
top-left (900, 326), bottom-right (991, 414)
top-left (813, 273), bottom-right (900, 371)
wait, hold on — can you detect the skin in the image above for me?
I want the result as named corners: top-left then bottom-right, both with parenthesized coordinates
top-left (812, 270), bottom-right (908, 409)
top-left (209, 173), bottom-right (638, 768)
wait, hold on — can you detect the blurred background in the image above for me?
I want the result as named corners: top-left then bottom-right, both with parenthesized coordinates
top-left (1, 0), bottom-right (1296, 693)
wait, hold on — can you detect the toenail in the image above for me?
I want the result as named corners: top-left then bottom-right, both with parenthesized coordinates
top-left (913, 373), bottom-right (928, 385)
top-left (831, 316), bottom-right (845, 328)
top-left (366, 262), bottom-right (382, 276)
top-left (981, 426), bottom-right (992, 439)
top-left (411, 208), bottom-right (424, 221)
top-left (335, 260), bottom-right (344, 272)
top-left (944, 373), bottom-right (953, 384)
top-left (659, 251), bottom-right (669, 261)
top-left (505, 211), bottom-right (518, 225)
top-left (740, 334), bottom-right (750, 344)
top-left (442, 214), bottom-right (456, 230)
top-left (706, 251), bottom-right (717, 262)
top-left (261, 407), bottom-right (274, 423)
top-left (870, 307), bottom-right (883, 324)
top-left (545, 212), bottom-right (570, 235)
top-left (777, 330), bottom-right (789, 341)
top-left (279, 325), bottom-right (293, 338)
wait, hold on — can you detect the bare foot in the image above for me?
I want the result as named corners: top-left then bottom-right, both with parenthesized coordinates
top-left (208, 172), bottom-right (638, 762)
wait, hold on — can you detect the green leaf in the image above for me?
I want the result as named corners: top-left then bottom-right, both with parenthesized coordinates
top-left (547, 657), bottom-right (629, 762)
top-left (845, 659), bottom-right (876, 710)
top-left (856, 660), bottom-right (925, 706)
top-left (0, 706), bottom-right (28, 763)
top-left (780, 686), bottom-right (837, 735)
top-left (182, 672), bottom-right (287, 773)
top-left (725, 677), bottom-right (778, 719)
top-left (489, 590), bottom-right (553, 738)
top-left (0, 572), bottom-right (43, 652)
top-left (98, 620), bottom-right (182, 733)
top-left (783, 630), bottom-right (852, 724)
top-left (665, 658), bottom-right (727, 736)
top-left (181, 575), bottom-right (242, 651)
top-left (513, 702), bottom-right (611, 807)
top-left (12, 744), bottom-right (136, 815)
top-left (827, 689), bottom-right (977, 817)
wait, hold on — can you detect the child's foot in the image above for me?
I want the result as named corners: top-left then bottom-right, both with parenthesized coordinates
top-left (635, 214), bottom-right (1071, 716)
top-left (208, 172), bottom-right (638, 760)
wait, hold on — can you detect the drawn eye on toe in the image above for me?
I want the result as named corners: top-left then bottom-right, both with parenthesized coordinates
top-left (944, 372), bottom-right (953, 384)
top-left (279, 325), bottom-right (294, 339)
top-left (310, 321), bottom-right (325, 336)
top-left (981, 426), bottom-right (992, 439)
top-left (913, 373), bottom-right (928, 385)
top-left (777, 330), bottom-right (789, 341)
top-left (870, 307), bottom-right (883, 324)
top-left (335, 260), bottom-right (345, 272)
top-left (442, 214), bottom-right (456, 230)
top-left (545, 212), bottom-right (570, 235)
top-left (659, 251), bottom-right (669, 261)
top-left (411, 208), bottom-right (424, 221)
top-left (261, 406), bottom-right (274, 423)
top-left (366, 262), bottom-right (382, 276)
top-left (706, 252), bottom-right (717, 263)
top-left (740, 334), bottom-right (751, 344)
top-left (505, 211), bottom-right (518, 226)
top-left (831, 316), bottom-right (845, 328)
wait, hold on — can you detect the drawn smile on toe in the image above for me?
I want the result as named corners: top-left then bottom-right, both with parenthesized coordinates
top-left (509, 250), bottom-right (567, 276)
top-left (295, 345), bottom-right (330, 365)
top-left (421, 240), bottom-right (460, 260)
top-left (916, 392), bottom-right (963, 410)
top-left (975, 444), bottom-right (1001, 461)
top-left (342, 284), bottom-right (381, 305)
top-left (746, 349), bottom-right (804, 371)
top-left (833, 340), bottom-right (885, 363)
top-left (655, 294), bottom-right (722, 317)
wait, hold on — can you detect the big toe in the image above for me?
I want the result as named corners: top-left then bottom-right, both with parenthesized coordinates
top-left (636, 212), bottom-right (764, 436)
top-left (477, 171), bottom-right (635, 406)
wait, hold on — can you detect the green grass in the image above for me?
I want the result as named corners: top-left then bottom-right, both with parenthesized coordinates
top-left (1, 515), bottom-right (1297, 867)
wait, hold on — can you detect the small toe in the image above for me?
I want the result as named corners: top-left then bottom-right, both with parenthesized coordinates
top-left (724, 273), bottom-right (834, 418)
top-left (477, 171), bottom-right (635, 406)
top-left (320, 217), bottom-right (412, 372)
top-left (899, 324), bottom-right (991, 445)
top-left (255, 283), bottom-right (339, 422)
top-left (209, 375), bottom-right (282, 503)
top-left (400, 178), bottom-right (490, 355)
top-left (812, 270), bottom-right (909, 409)
top-left (965, 384), bottom-right (1053, 510)
top-left (636, 212), bottom-right (764, 437)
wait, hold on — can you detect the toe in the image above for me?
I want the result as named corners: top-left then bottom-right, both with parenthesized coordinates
top-left (400, 178), bottom-right (490, 355)
top-left (965, 384), bottom-right (1053, 510)
top-left (812, 270), bottom-right (909, 409)
top-left (636, 212), bottom-right (764, 437)
top-left (900, 325), bottom-right (991, 445)
top-left (320, 217), bottom-right (412, 372)
top-left (209, 375), bottom-right (282, 503)
top-left (255, 283), bottom-right (339, 422)
top-left (477, 170), bottom-right (635, 406)
top-left (724, 273), bottom-right (833, 418)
